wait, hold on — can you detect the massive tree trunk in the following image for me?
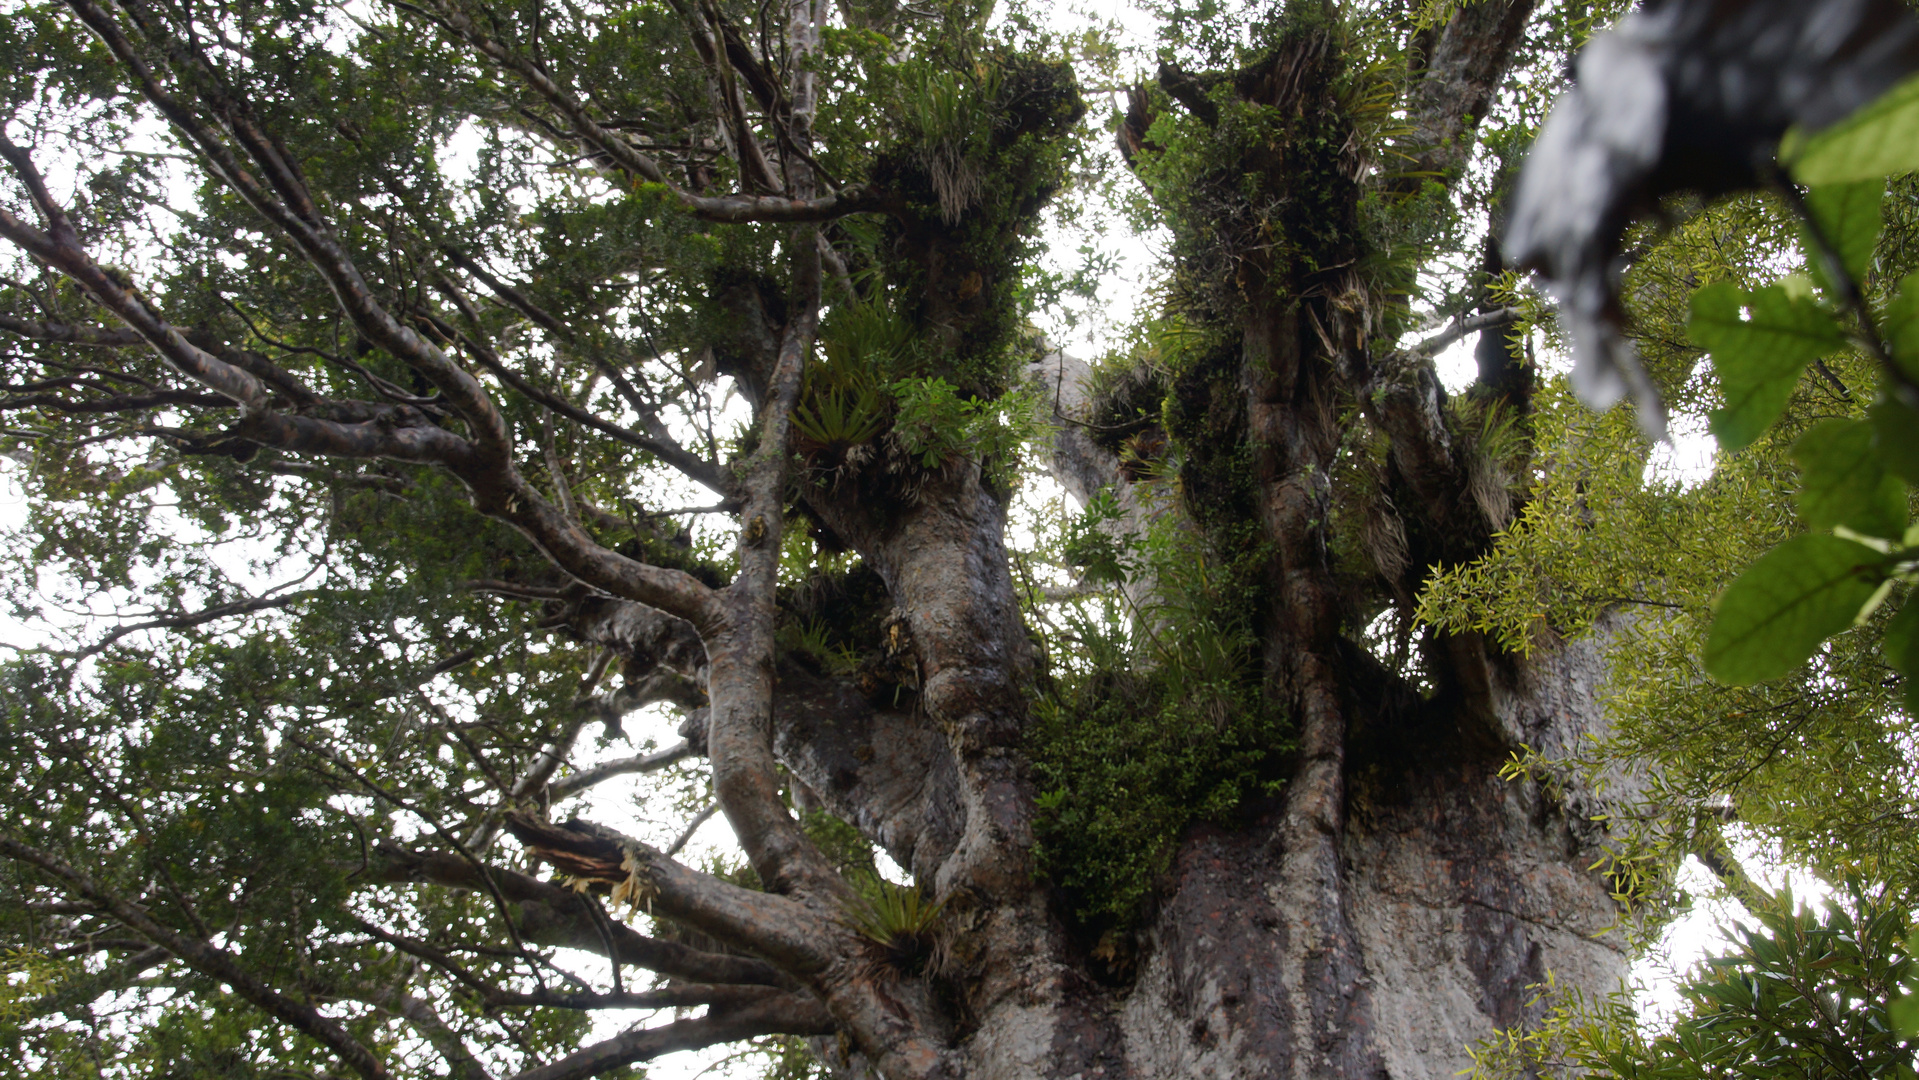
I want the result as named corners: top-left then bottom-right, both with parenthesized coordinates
top-left (1114, 635), bottom-right (1625, 1080)
top-left (574, 445), bottom-right (1629, 1080)
top-left (939, 5), bottom-right (1628, 1075)
top-left (0, 0), bottom-right (1639, 1076)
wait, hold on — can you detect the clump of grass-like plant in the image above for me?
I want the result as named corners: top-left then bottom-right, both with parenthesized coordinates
top-left (841, 871), bottom-right (949, 977)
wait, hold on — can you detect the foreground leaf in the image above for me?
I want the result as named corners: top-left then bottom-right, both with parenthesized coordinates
top-left (1787, 72), bottom-right (1919, 185)
top-left (1691, 281), bottom-right (1847, 451)
top-left (1802, 179), bottom-right (1885, 292)
top-left (1880, 272), bottom-right (1919, 381)
top-left (1870, 399), bottom-right (1919, 486)
top-left (1792, 418), bottom-right (1907, 538)
top-left (1705, 534), bottom-right (1885, 684)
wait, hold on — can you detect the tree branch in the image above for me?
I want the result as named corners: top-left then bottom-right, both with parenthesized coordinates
top-left (435, 253), bottom-right (732, 498)
top-left (664, 801), bottom-right (719, 857)
top-left (1407, 306), bottom-right (1518, 359)
top-left (348, 982), bottom-right (495, 1080)
top-left (1392, 0), bottom-right (1538, 188)
top-left (0, 313), bottom-right (145, 347)
top-left (449, 318), bottom-right (730, 495)
top-left (501, 991), bottom-right (834, 1080)
top-left (484, 982), bottom-right (790, 1011)
top-left (548, 741), bottom-right (697, 802)
top-left (0, 148), bottom-right (476, 467)
top-left (502, 814), bottom-right (830, 972)
top-left (0, 836), bottom-right (389, 1080)
top-left (404, 0), bottom-right (886, 224)
top-left (364, 845), bottom-right (788, 987)
top-left (47, 0), bottom-right (729, 634)
top-left (50, 591), bottom-right (317, 661)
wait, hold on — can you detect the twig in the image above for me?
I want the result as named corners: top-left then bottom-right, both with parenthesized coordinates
top-left (665, 802), bottom-right (720, 857)
top-left (1408, 306), bottom-right (1519, 359)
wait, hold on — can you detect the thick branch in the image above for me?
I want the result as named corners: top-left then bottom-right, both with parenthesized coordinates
top-left (0, 200), bottom-right (475, 466)
top-left (1393, 0), bottom-right (1538, 187)
top-left (365, 845), bottom-right (787, 987)
top-left (568, 595), bottom-right (708, 683)
top-left (1408, 306), bottom-right (1518, 359)
top-left (700, 210), bottom-right (849, 909)
top-left (484, 982), bottom-right (789, 1011)
top-left (503, 991), bottom-right (834, 1080)
top-left (0, 313), bottom-right (145, 347)
top-left (501, 814), bottom-right (831, 973)
top-left (0, 388), bottom-right (230, 414)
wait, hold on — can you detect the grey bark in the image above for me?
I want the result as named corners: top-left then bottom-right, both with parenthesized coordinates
top-left (987, 361), bottom-right (1632, 1080)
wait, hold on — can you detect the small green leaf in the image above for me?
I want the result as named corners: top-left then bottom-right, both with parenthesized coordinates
top-left (1802, 179), bottom-right (1885, 292)
top-left (1705, 534), bottom-right (1886, 684)
top-left (1793, 418), bottom-right (1907, 538)
top-left (1881, 272), bottom-right (1919, 380)
top-left (1870, 400), bottom-right (1919, 485)
top-left (1691, 281), bottom-right (1849, 451)
top-left (1882, 597), bottom-right (1919, 676)
top-left (1786, 72), bottom-right (1919, 185)
top-left (1892, 993), bottom-right (1919, 1039)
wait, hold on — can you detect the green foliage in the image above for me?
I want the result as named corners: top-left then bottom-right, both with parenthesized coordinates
top-left (1027, 497), bottom-right (1290, 947)
top-left (1427, 66), bottom-right (1919, 1080)
top-left (792, 388), bottom-right (888, 455)
top-left (1059, 489), bottom-right (1139, 586)
top-left (1465, 890), bottom-right (1919, 1080)
top-left (841, 872), bottom-right (948, 975)
top-left (757, 1035), bottom-right (833, 1080)
top-left (1703, 534), bottom-right (1888, 685)
top-left (888, 375), bottom-right (1038, 478)
top-left (1802, 180), bottom-right (1886, 292)
top-left (800, 808), bottom-right (879, 879)
top-left (1791, 420), bottom-right (1907, 538)
top-left (1689, 281), bottom-right (1847, 452)
top-left (1572, 75), bottom-right (1919, 744)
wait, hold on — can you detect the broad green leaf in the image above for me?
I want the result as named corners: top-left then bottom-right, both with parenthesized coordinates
top-left (1786, 72), bottom-right (1919, 185)
top-left (1870, 399), bottom-right (1919, 485)
top-left (1892, 994), bottom-right (1919, 1039)
top-left (1802, 179), bottom-right (1885, 292)
top-left (1883, 596), bottom-right (1919, 673)
top-left (1705, 534), bottom-right (1885, 684)
top-left (1885, 598), bottom-right (1919, 714)
top-left (1691, 281), bottom-right (1848, 451)
top-left (1882, 272), bottom-right (1919, 379)
top-left (1793, 418), bottom-right (1907, 538)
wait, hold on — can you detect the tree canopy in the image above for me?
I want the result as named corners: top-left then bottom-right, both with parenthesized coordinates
top-left (1, 0), bottom-right (1917, 1078)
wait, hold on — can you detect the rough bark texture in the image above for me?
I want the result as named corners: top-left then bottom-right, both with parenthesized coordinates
top-left (995, 353), bottom-right (1630, 1080)
top-left (1114, 637), bottom-right (1626, 1080)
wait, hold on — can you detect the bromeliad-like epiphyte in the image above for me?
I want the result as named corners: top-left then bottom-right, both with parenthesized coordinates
top-left (1506, 0), bottom-right (1919, 438)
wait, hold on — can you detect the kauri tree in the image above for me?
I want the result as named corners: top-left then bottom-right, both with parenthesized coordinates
top-left (0, 0), bottom-right (1675, 1077)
